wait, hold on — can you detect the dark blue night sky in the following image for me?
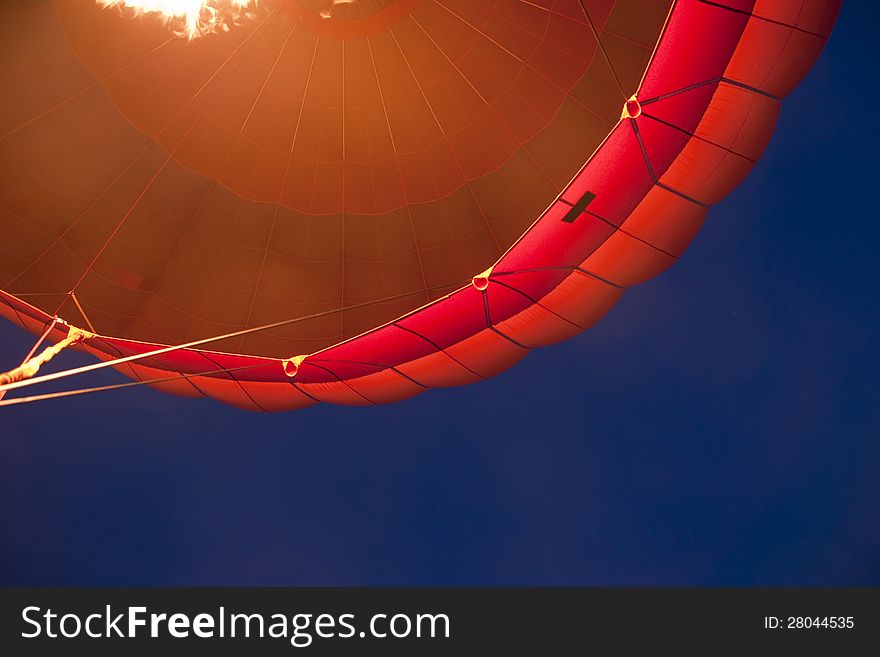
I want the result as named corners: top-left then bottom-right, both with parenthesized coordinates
top-left (1, 2), bottom-right (877, 586)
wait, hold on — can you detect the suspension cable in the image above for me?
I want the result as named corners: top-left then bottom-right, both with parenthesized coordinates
top-left (0, 325), bottom-right (92, 388)
top-left (0, 317), bottom-right (58, 402)
top-left (0, 363), bottom-right (266, 408)
top-left (0, 282), bottom-right (465, 397)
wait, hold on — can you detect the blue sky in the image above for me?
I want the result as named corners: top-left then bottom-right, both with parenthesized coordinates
top-left (1, 1), bottom-right (877, 586)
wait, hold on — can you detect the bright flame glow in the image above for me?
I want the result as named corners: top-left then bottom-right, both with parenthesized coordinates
top-left (321, 0), bottom-right (356, 20)
top-left (98, 1), bottom-right (258, 39)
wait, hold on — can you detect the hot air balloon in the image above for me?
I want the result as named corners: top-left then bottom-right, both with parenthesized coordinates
top-left (0, 0), bottom-right (840, 410)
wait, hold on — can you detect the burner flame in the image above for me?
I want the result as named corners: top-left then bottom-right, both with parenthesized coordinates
top-left (97, 0), bottom-right (259, 39)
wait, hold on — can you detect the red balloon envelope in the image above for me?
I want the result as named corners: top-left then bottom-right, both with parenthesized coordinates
top-left (0, 0), bottom-right (840, 410)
